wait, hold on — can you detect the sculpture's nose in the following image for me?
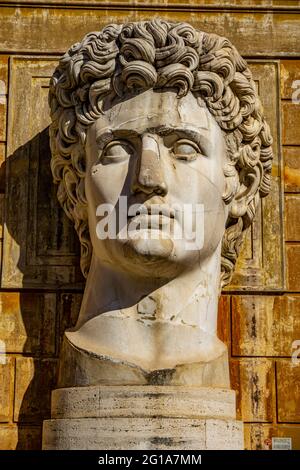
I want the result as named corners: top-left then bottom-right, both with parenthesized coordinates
top-left (132, 134), bottom-right (168, 196)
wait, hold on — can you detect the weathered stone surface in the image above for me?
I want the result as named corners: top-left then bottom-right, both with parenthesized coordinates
top-left (224, 61), bottom-right (284, 291)
top-left (2, 57), bottom-right (83, 289)
top-left (217, 295), bottom-right (231, 345)
top-left (0, 142), bottom-right (6, 192)
top-left (0, 0), bottom-right (296, 7)
top-left (285, 195), bottom-right (300, 241)
top-left (281, 60), bottom-right (300, 100)
top-left (58, 335), bottom-right (230, 389)
top-left (0, 357), bottom-right (14, 422)
top-left (284, 147), bottom-right (300, 192)
top-left (286, 245), bottom-right (300, 290)
top-left (0, 143), bottom-right (5, 192)
top-left (0, 56), bottom-right (8, 84)
top-left (282, 101), bottom-right (300, 146)
top-left (0, 425), bottom-right (18, 450)
top-left (43, 416), bottom-right (243, 450)
top-left (51, 386), bottom-right (236, 420)
top-left (17, 426), bottom-right (42, 450)
top-left (1, 7), bottom-right (300, 57)
top-left (0, 193), bottom-right (4, 239)
top-left (0, 425), bottom-right (41, 450)
top-left (276, 361), bottom-right (300, 423)
top-left (245, 423), bottom-right (300, 450)
top-left (230, 359), bottom-right (274, 422)
top-left (14, 358), bottom-right (58, 423)
top-left (57, 293), bottom-right (82, 352)
top-left (44, 386), bottom-right (243, 450)
top-left (0, 293), bottom-right (56, 355)
top-left (0, 56), bottom-right (8, 142)
top-left (205, 419), bottom-right (243, 450)
top-left (232, 295), bottom-right (300, 356)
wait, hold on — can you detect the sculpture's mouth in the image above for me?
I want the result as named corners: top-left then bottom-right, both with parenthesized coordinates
top-left (128, 203), bottom-right (175, 220)
top-left (127, 201), bottom-right (175, 233)
top-left (127, 213), bottom-right (174, 232)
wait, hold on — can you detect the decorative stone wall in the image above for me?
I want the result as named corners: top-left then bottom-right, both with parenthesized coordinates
top-left (0, 0), bottom-right (299, 450)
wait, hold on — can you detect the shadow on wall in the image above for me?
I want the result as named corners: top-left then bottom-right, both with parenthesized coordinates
top-left (1, 127), bottom-right (83, 449)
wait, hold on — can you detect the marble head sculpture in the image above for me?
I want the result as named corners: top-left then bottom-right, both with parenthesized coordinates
top-left (49, 20), bottom-right (273, 387)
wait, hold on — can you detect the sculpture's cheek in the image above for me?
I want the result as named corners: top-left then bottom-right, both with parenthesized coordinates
top-left (87, 159), bottom-right (130, 207)
top-left (162, 163), bottom-right (226, 259)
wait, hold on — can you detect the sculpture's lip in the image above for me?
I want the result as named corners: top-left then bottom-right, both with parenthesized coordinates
top-left (128, 204), bottom-right (175, 220)
top-left (127, 213), bottom-right (173, 231)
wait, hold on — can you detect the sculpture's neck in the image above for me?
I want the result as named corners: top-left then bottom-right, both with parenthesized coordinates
top-left (75, 245), bottom-right (221, 335)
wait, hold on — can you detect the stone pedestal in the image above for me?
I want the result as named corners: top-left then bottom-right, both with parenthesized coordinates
top-left (42, 386), bottom-right (244, 450)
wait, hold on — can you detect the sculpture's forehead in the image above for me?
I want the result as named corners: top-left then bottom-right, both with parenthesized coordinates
top-left (95, 89), bottom-right (210, 135)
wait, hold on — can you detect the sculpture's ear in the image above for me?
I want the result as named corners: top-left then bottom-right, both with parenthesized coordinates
top-left (228, 151), bottom-right (263, 226)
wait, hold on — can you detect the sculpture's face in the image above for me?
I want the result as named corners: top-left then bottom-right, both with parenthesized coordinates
top-left (85, 88), bottom-right (228, 278)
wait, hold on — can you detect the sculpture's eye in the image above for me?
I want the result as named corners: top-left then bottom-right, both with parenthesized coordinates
top-left (172, 139), bottom-right (201, 161)
top-left (101, 141), bottom-right (132, 164)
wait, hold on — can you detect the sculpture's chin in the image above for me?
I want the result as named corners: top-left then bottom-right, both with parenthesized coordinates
top-left (114, 232), bottom-right (204, 279)
top-left (123, 230), bottom-right (174, 258)
top-left (117, 231), bottom-right (179, 277)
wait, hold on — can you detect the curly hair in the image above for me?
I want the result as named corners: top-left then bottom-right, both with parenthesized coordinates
top-left (48, 19), bottom-right (273, 287)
